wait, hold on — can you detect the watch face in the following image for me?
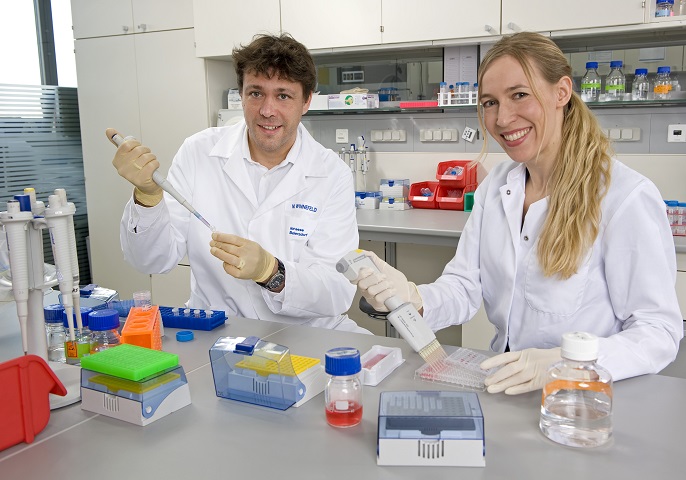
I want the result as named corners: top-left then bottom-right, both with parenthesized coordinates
top-left (266, 272), bottom-right (285, 290)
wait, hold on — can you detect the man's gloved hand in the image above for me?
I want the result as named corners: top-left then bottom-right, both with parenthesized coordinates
top-left (480, 347), bottom-right (562, 395)
top-left (106, 128), bottom-right (163, 206)
top-left (353, 251), bottom-right (422, 313)
top-left (210, 233), bottom-right (276, 282)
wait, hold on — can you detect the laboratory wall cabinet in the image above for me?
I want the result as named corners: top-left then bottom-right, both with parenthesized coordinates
top-left (74, 27), bottom-right (212, 298)
top-left (71, 0), bottom-right (194, 39)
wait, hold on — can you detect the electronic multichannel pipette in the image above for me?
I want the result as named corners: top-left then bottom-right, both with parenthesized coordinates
top-left (337, 250), bottom-right (447, 365)
top-left (110, 133), bottom-right (215, 232)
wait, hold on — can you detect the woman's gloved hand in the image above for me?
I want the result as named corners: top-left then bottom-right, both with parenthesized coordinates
top-left (106, 128), bottom-right (163, 206)
top-left (480, 347), bottom-right (562, 395)
top-left (354, 251), bottom-right (422, 312)
top-left (210, 233), bottom-right (276, 282)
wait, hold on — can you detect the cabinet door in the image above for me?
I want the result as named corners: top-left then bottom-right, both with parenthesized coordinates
top-left (71, 0), bottom-right (134, 38)
top-left (281, 0), bottom-right (382, 50)
top-left (502, 0), bottom-right (645, 34)
top-left (131, 0), bottom-right (194, 33)
top-left (382, 0), bottom-right (500, 44)
top-left (193, 0), bottom-right (281, 57)
top-left (74, 36), bottom-right (151, 298)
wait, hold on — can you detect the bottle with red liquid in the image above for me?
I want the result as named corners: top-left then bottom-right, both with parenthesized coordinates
top-left (325, 347), bottom-right (363, 428)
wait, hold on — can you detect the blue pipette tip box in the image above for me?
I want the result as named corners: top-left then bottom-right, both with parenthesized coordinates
top-left (377, 391), bottom-right (485, 467)
top-left (159, 306), bottom-right (226, 331)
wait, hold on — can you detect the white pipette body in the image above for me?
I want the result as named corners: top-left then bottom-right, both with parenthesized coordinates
top-left (110, 133), bottom-right (215, 231)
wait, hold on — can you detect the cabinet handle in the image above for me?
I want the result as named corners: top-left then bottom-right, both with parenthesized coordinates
top-left (484, 24), bottom-right (495, 34)
top-left (122, 25), bottom-right (129, 33)
top-left (138, 23), bottom-right (147, 32)
top-left (507, 22), bottom-right (520, 32)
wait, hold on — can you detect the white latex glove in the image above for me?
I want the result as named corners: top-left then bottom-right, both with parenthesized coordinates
top-left (210, 232), bottom-right (276, 282)
top-left (106, 127), bottom-right (163, 206)
top-left (480, 347), bottom-right (561, 395)
top-left (353, 251), bottom-right (422, 312)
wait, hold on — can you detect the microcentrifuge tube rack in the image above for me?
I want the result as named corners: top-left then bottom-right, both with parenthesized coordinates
top-left (414, 347), bottom-right (496, 391)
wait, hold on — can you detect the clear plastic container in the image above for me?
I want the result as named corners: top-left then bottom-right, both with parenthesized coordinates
top-left (580, 62), bottom-right (601, 102)
top-left (88, 309), bottom-right (121, 353)
top-left (324, 347), bottom-right (363, 428)
top-left (540, 332), bottom-right (613, 448)
top-left (44, 304), bottom-right (66, 363)
top-left (654, 66), bottom-right (673, 100)
top-left (655, 0), bottom-right (674, 16)
top-left (631, 68), bottom-right (650, 101)
top-left (604, 61), bottom-right (625, 100)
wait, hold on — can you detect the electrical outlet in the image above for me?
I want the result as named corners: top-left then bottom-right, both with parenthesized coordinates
top-left (335, 129), bottom-right (349, 144)
top-left (667, 124), bottom-right (685, 143)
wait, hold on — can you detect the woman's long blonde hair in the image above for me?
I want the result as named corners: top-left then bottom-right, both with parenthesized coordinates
top-left (477, 32), bottom-right (612, 279)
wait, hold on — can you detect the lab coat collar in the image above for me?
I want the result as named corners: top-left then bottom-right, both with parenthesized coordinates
top-left (500, 163), bottom-right (527, 256)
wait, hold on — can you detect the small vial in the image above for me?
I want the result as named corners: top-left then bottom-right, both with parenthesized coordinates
top-left (133, 290), bottom-right (152, 310)
top-left (325, 347), bottom-right (363, 428)
top-left (88, 309), bottom-right (121, 353)
top-left (204, 309), bottom-right (213, 317)
top-left (183, 308), bottom-right (191, 316)
top-left (172, 307), bottom-right (179, 315)
top-left (63, 306), bottom-right (93, 364)
top-left (540, 332), bottom-right (612, 448)
top-left (44, 304), bottom-right (66, 363)
top-left (193, 309), bottom-right (200, 317)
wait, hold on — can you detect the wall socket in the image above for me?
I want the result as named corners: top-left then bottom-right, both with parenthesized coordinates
top-left (667, 124), bottom-right (685, 143)
top-left (336, 129), bottom-right (349, 144)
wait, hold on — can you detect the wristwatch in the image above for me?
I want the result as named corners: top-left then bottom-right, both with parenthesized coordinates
top-left (257, 258), bottom-right (285, 291)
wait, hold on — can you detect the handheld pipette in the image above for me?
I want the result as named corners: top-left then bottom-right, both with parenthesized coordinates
top-left (110, 133), bottom-right (216, 232)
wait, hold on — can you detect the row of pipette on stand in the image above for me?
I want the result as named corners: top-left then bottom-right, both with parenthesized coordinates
top-left (0, 188), bottom-right (83, 362)
top-left (339, 135), bottom-right (370, 192)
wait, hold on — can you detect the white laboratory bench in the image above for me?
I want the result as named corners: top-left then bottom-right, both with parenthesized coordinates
top-left (1, 315), bottom-right (685, 480)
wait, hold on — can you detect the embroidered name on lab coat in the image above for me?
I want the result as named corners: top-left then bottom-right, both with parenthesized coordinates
top-left (289, 227), bottom-right (307, 237)
top-left (291, 203), bottom-right (318, 213)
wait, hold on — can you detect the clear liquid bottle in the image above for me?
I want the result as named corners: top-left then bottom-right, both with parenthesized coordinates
top-left (540, 332), bottom-right (613, 448)
top-left (325, 347), bottom-right (363, 428)
top-left (63, 306), bottom-right (93, 364)
top-left (580, 62), bottom-right (601, 102)
top-left (44, 304), bottom-right (66, 363)
top-left (604, 61), bottom-right (626, 101)
top-left (654, 66), bottom-right (673, 100)
top-left (88, 308), bottom-right (121, 353)
top-left (655, 0), bottom-right (674, 16)
top-left (631, 68), bottom-right (650, 100)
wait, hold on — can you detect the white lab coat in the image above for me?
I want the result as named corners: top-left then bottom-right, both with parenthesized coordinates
top-left (419, 159), bottom-right (683, 381)
top-left (120, 121), bottom-right (360, 330)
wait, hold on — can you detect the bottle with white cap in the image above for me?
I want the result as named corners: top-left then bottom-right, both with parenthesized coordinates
top-left (539, 332), bottom-right (613, 448)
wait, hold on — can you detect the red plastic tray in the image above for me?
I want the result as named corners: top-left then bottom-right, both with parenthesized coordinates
top-left (0, 355), bottom-right (66, 451)
top-left (436, 184), bottom-right (477, 210)
top-left (436, 160), bottom-right (478, 187)
top-left (409, 181), bottom-right (439, 209)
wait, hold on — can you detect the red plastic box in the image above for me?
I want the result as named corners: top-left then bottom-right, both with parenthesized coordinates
top-left (0, 355), bottom-right (66, 451)
top-left (409, 181), bottom-right (439, 209)
top-left (436, 184), bottom-right (477, 210)
top-left (436, 160), bottom-right (478, 187)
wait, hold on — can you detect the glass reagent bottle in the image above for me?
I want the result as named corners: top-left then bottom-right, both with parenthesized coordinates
top-left (604, 61), bottom-right (625, 100)
top-left (325, 347), bottom-right (363, 428)
top-left (540, 331), bottom-right (613, 448)
top-left (88, 308), bottom-right (122, 353)
top-left (580, 62), bottom-right (601, 102)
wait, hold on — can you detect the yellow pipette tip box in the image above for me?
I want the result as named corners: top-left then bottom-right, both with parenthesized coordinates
top-left (235, 354), bottom-right (320, 377)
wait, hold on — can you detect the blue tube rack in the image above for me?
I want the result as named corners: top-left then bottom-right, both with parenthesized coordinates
top-left (159, 306), bottom-right (227, 331)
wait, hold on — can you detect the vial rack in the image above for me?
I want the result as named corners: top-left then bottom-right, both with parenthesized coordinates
top-left (159, 306), bottom-right (227, 331)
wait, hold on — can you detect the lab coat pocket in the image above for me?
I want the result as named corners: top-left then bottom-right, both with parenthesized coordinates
top-left (284, 217), bottom-right (316, 260)
top-left (524, 250), bottom-right (590, 316)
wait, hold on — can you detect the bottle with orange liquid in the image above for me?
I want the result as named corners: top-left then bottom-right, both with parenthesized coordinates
top-left (324, 347), bottom-right (363, 428)
top-left (540, 332), bottom-right (613, 448)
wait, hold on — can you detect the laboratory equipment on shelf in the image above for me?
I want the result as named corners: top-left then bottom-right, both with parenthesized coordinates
top-left (377, 391), bottom-right (485, 467)
top-left (580, 62), bottom-right (601, 102)
top-left (324, 347), bottom-right (363, 428)
top-left (655, 0), bottom-right (674, 16)
top-left (654, 66), bottom-right (673, 100)
top-left (604, 61), bottom-right (626, 100)
top-left (631, 68), bottom-right (650, 101)
top-left (540, 332), bottom-right (612, 448)
top-left (110, 132), bottom-right (216, 232)
top-left (209, 336), bottom-right (327, 410)
top-left (337, 250), bottom-right (447, 365)
top-left (80, 344), bottom-right (191, 426)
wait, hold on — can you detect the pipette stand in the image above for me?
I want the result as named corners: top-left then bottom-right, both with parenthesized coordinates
top-left (1, 194), bottom-right (81, 409)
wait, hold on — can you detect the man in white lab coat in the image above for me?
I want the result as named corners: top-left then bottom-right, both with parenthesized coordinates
top-left (109, 34), bottom-right (366, 332)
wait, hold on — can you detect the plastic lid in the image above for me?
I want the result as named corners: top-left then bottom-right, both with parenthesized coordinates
top-left (585, 62), bottom-right (599, 69)
top-left (88, 309), bottom-right (120, 331)
top-left (657, 66), bottom-right (671, 74)
top-left (610, 60), bottom-right (623, 68)
top-left (62, 307), bottom-right (93, 328)
top-left (658, 0), bottom-right (674, 4)
top-left (325, 347), bottom-right (361, 375)
top-left (176, 330), bottom-right (194, 342)
top-left (635, 68), bottom-right (648, 75)
top-left (44, 304), bottom-right (65, 323)
top-left (666, 200), bottom-right (679, 206)
top-left (561, 332), bottom-right (599, 361)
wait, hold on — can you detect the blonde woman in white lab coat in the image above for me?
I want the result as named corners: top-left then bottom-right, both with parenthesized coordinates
top-left (109, 34), bottom-right (366, 332)
top-left (355, 32), bottom-right (683, 393)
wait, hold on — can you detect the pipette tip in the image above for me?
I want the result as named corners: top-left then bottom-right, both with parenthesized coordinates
top-left (194, 212), bottom-right (215, 232)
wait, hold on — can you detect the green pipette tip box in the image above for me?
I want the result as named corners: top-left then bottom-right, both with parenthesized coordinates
top-left (80, 344), bottom-right (179, 381)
